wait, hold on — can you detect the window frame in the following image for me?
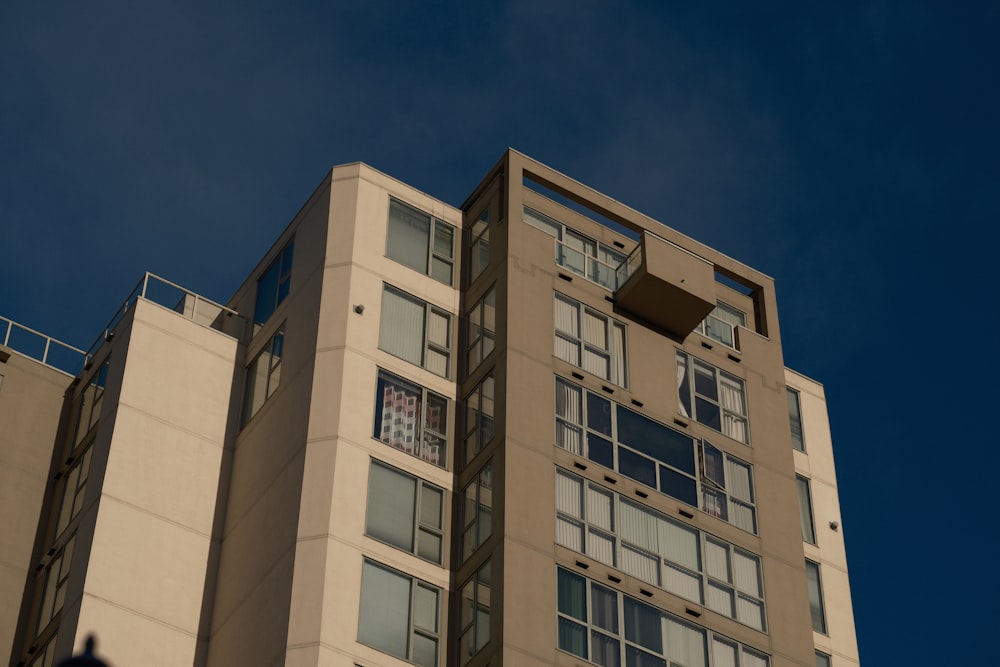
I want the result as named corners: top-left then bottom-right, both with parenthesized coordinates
top-left (797, 475), bottom-right (817, 545)
top-left (241, 324), bottom-right (285, 426)
top-left (805, 559), bottom-right (828, 634)
top-left (379, 284), bottom-right (452, 378)
top-left (816, 651), bottom-right (832, 667)
top-left (373, 369), bottom-right (449, 468)
top-left (469, 205), bottom-right (491, 283)
top-left (554, 293), bottom-right (628, 388)
top-left (524, 206), bottom-right (628, 290)
top-left (466, 285), bottom-right (497, 375)
top-left (694, 301), bottom-right (747, 349)
top-left (463, 370), bottom-right (495, 466)
top-left (458, 559), bottom-right (492, 664)
top-left (676, 350), bottom-right (749, 445)
top-left (555, 376), bottom-right (758, 534)
top-left (253, 237), bottom-right (294, 331)
top-left (358, 559), bottom-right (441, 667)
top-left (365, 459), bottom-right (445, 564)
top-left (787, 386), bottom-right (805, 452)
top-left (556, 567), bottom-right (771, 667)
top-left (460, 459), bottom-right (493, 560)
top-left (556, 468), bottom-right (767, 631)
top-left (386, 197), bottom-right (456, 286)
top-left (72, 359), bottom-right (109, 447)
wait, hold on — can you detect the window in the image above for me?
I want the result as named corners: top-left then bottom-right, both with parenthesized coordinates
top-left (694, 302), bottom-right (746, 349)
top-left (461, 459), bottom-right (493, 560)
top-left (524, 207), bottom-right (627, 290)
top-left (797, 476), bottom-right (816, 545)
top-left (463, 371), bottom-right (495, 465)
top-left (557, 567), bottom-right (770, 667)
top-left (459, 559), bottom-right (491, 663)
top-left (358, 560), bottom-right (440, 667)
top-left (805, 560), bottom-right (827, 634)
top-left (787, 387), bottom-right (805, 451)
top-left (816, 651), bottom-right (832, 667)
top-left (676, 351), bottom-right (749, 444)
top-left (556, 469), bottom-right (766, 631)
top-left (379, 285), bottom-right (452, 377)
top-left (33, 533), bottom-right (76, 639)
top-left (373, 370), bottom-right (448, 467)
top-left (386, 198), bottom-right (455, 285)
top-left (467, 286), bottom-right (496, 373)
top-left (556, 377), bottom-right (757, 533)
top-left (253, 238), bottom-right (293, 331)
top-left (554, 294), bottom-right (627, 387)
top-left (469, 206), bottom-right (490, 282)
top-left (73, 359), bottom-right (109, 446)
top-left (50, 446), bottom-right (93, 543)
top-left (366, 460), bottom-right (444, 563)
top-left (242, 325), bottom-right (285, 425)
top-left (698, 441), bottom-right (757, 534)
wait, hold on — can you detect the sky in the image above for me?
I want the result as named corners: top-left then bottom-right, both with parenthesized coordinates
top-left (2, 1), bottom-right (998, 664)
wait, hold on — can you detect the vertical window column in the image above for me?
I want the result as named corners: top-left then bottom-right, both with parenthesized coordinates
top-left (787, 387), bottom-right (805, 451)
top-left (797, 476), bottom-right (817, 544)
top-left (805, 560), bottom-right (828, 634)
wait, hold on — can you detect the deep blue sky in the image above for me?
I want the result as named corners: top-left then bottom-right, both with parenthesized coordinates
top-left (3, 2), bottom-right (998, 664)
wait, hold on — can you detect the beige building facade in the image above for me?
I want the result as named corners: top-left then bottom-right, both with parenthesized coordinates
top-left (2, 150), bottom-right (858, 667)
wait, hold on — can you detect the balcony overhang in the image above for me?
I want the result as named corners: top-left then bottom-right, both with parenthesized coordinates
top-left (614, 232), bottom-right (716, 338)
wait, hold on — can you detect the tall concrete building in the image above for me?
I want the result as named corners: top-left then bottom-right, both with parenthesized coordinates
top-left (1, 150), bottom-right (859, 667)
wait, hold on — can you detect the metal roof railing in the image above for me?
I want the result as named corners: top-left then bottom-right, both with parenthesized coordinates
top-left (0, 316), bottom-right (88, 376)
top-left (84, 272), bottom-right (243, 363)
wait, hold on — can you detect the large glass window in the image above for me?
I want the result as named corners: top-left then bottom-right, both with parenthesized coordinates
top-left (787, 387), bottom-right (805, 451)
top-left (253, 238), bottom-right (294, 331)
top-left (797, 476), bottom-right (817, 545)
top-left (463, 371), bottom-right (495, 465)
top-left (556, 469), bottom-right (766, 631)
top-left (242, 325), bottom-right (285, 426)
top-left (676, 351), bottom-right (749, 445)
top-left (373, 370), bottom-right (448, 467)
top-left (72, 359), bottom-right (109, 447)
top-left (466, 286), bottom-right (496, 374)
top-left (50, 446), bottom-right (93, 543)
top-left (358, 560), bottom-right (440, 667)
top-left (524, 207), bottom-right (628, 290)
top-left (33, 533), bottom-right (76, 640)
top-left (379, 285), bottom-right (452, 377)
top-left (557, 567), bottom-right (770, 667)
top-left (469, 206), bottom-right (490, 282)
top-left (365, 460), bottom-right (444, 563)
top-left (694, 302), bottom-right (746, 349)
top-left (805, 560), bottom-right (827, 634)
top-left (387, 198), bottom-right (455, 285)
top-left (461, 459), bottom-right (493, 560)
top-left (816, 651), bottom-right (832, 667)
top-left (556, 377), bottom-right (757, 533)
top-left (554, 294), bottom-right (627, 387)
top-left (459, 559), bottom-right (491, 664)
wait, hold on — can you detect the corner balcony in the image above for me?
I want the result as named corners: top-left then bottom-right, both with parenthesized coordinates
top-left (614, 231), bottom-right (716, 338)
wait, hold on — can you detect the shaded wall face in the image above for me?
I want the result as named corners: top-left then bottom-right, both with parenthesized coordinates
top-left (468, 153), bottom-right (820, 667)
top-left (787, 370), bottom-right (860, 667)
top-left (0, 351), bottom-right (71, 664)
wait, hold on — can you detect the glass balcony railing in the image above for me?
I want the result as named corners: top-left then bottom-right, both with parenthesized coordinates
top-left (555, 240), bottom-right (625, 290)
top-left (0, 316), bottom-right (87, 375)
top-left (615, 244), bottom-right (643, 289)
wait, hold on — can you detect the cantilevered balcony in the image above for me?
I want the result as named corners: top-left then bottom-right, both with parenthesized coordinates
top-left (614, 231), bottom-right (716, 338)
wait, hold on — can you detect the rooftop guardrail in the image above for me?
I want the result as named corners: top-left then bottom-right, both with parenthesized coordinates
top-left (84, 272), bottom-right (243, 363)
top-left (0, 316), bottom-right (88, 376)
